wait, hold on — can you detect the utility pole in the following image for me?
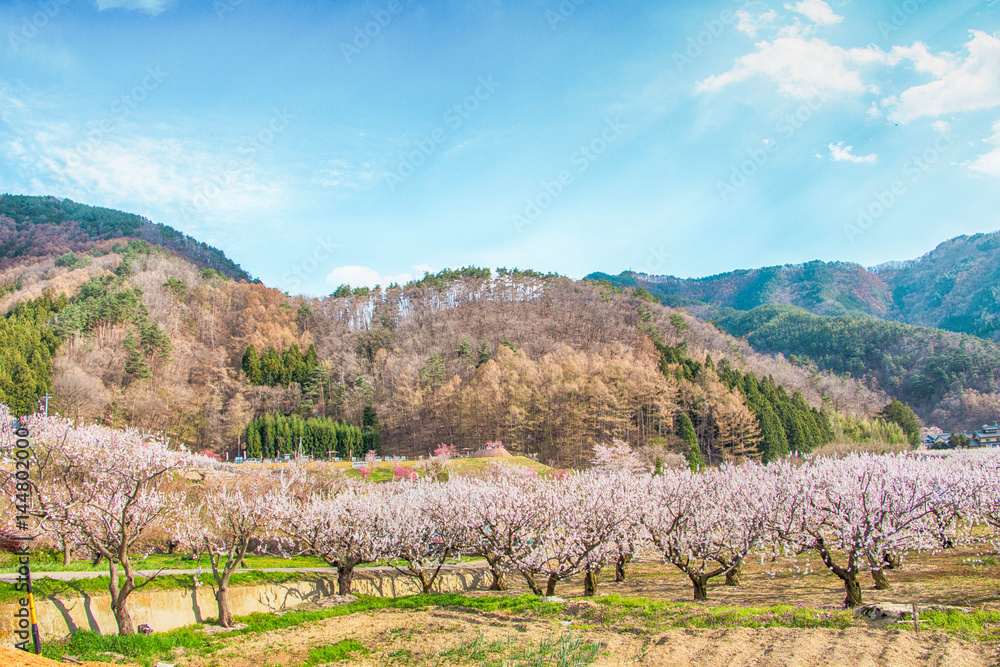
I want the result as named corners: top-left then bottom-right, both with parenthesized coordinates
top-left (42, 393), bottom-right (52, 417)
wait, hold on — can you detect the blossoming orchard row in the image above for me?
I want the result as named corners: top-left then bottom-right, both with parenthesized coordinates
top-left (2, 407), bottom-right (999, 636)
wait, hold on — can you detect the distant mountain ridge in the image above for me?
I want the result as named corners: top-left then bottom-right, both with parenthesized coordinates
top-left (0, 194), bottom-right (253, 282)
top-left (588, 230), bottom-right (1000, 341)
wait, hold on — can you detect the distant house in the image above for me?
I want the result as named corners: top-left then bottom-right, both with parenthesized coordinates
top-left (972, 423), bottom-right (1000, 448)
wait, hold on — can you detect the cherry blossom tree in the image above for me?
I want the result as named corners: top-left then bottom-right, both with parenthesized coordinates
top-left (27, 416), bottom-right (185, 634)
top-left (177, 470), bottom-right (278, 627)
top-left (437, 465), bottom-right (545, 591)
top-left (517, 471), bottom-right (636, 597)
top-left (275, 482), bottom-right (390, 595)
top-left (769, 453), bottom-right (956, 607)
top-left (379, 480), bottom-right (464, 594)
top-left (642, 464), bottom-right (771, 601)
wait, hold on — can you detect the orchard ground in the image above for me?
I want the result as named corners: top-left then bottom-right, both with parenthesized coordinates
top-left (33, 545), bottom-right (1000, 666)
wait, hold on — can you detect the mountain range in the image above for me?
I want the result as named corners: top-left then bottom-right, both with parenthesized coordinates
top-left (589, 231), bottom-right (1000, 342)
top-left (0, 193), bottom-right (992, 457)
top-left (587, 232), bottom-right (1000, 430)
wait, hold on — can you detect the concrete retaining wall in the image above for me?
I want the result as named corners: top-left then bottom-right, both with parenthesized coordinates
top-left (1, 567), bottom-right (490, 644)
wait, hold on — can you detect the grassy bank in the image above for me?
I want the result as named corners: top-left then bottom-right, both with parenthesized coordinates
top-left (36, 592), bottom-right (1000, 667)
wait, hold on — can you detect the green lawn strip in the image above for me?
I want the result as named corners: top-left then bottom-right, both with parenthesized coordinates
top-left (0, 570), bottom-right (309, 605)
top-left (0, 550), bottom-right (329, 574)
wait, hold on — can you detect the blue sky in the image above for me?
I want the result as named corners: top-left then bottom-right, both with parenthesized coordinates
top-left (1, 0), bottom-right (999, 295)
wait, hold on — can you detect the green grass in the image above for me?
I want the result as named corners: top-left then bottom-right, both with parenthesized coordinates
top-left (0, 550), bottom-right (328, 574)
top-left (587, 594), bottom-right (855, 632)
top-left (921, 608), bottom-right (1000, 641)
top-left (438, 632), bottom-right (602, 667)
top-left (0, 570), bottom-right (313, 605)
top-left (301, 639), bottom-right (369, 664)
top-left (33, 592), bottom-right (1000, 667)
top-left (38, 594), bottom-right (564, 666)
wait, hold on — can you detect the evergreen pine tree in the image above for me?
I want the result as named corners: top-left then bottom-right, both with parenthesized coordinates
top-left (676, 412), bottom-right (702, 471)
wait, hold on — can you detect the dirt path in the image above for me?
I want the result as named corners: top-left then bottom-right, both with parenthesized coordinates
top-left (0, 645), bottom-right (116, 667)
top-left (169, 606), bottom-right (1000, 667)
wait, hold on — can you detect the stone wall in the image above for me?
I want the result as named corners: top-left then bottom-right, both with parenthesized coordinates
top-left (1, 567), bottom-right (490, 645)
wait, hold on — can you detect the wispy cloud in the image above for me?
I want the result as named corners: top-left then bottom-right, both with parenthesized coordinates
top-left (784, 0), bottom-right (842, 27)
top-left (697, 37), bottom-right (884, 99)
top-left (735, 10), bottom-right (777, 38)
top-left (968, 119), bottom-right (1000, 178)
top-left (828, 141), bottom-right (877, 163)
top-left (95, 0), bottom-right (172, 15)
top-left (887, 31), bottom-right (1000, 123)
top-left (325, 264), bottom-right (434, 288)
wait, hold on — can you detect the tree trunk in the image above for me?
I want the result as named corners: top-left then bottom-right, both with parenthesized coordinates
top-left (113, 597), bottom-right (135, 636)
top-left (867, 552), bottom-right (890, 590)
top-left (841, 572), bottom-right (863, 607)
top-left (337, 564), bottom-right (355, 596)
top-left (615, 554), bottom-right (628, 582)
top-left (420, 571), bottom-right (434, 594)
top-left (216, 585), bottom-right (233, 628)
top-left (583, 570), bottom-right (598, 597)
top-left (725, 558), bottom-right (743, 587)
top-left (545, 573), bottom-right (559, 597)
top-left (522, 571), bottom-right (543, 596)
top-left (690, 573), bottom-right (709, 601)
top-left (62, 539), bottom-right (72, 567)
top-left (815, 537), bottom-right (862, 608)
top-left (485, 554), bottom-right (508, 591)
top-left (490, 570), bottom-right (508, 591)
top-left (108, 559), bottom-right (136, 635)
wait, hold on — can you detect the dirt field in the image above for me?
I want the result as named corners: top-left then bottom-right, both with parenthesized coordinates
top-left (159, 547), bottom-right (1000, 667)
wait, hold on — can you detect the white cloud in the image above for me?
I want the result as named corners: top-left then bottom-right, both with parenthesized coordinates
top-left (828, 141), bottom-right (877, 163)
top-left (784, 0), bottom-right (842, 26)
top-left (888, 31), bottom-right (1000, 123)
top-left (5, 122), bottom-right (285, 227)
top-left (867, 103), bottom-right (882, 118)
top-left (697, 37), bottom-right (885, 99)
top-left (735, 10), bottom-right (777, 38)
top-left (968, 120), bottom-right (1000, 178)
top-left (313, 158), bottom-right (378, 191)
top-left (931, 120), bottom-right (951, 134)
top-left (325, 265), bottom-right (433, 288)
top-left (888, 42), bottom-right (958, 78)
top-left (95, 0), bottom-right (171, 15)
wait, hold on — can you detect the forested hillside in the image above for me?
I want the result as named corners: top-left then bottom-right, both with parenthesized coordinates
top-left (0, 194), bottom-right (252, 281)
top-left (589, 230), bottom-right (1000, 341)
top-left (0, 227), bottom-right (895, 465)
top-left (716, 305), bottom-right (1000, 429)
